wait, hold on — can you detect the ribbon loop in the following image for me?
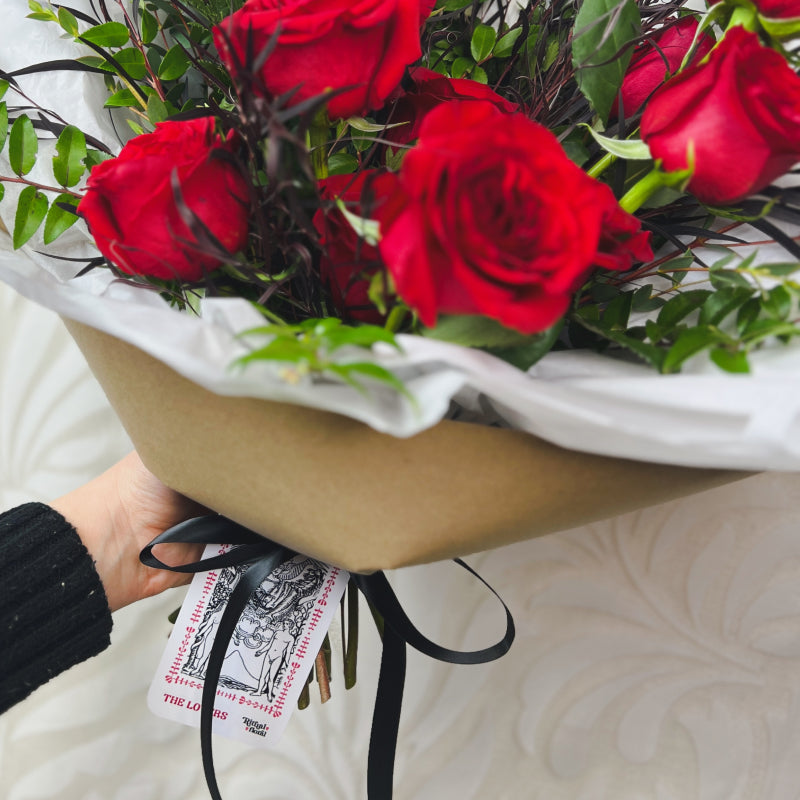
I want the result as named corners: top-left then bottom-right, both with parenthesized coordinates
top-left (142, 517), bottom-right (515, 800)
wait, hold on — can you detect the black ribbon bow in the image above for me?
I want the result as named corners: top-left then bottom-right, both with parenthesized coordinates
top-left (141, 516), bottom-right (515, 800)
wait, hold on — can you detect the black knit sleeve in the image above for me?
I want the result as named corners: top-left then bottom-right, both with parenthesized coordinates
top-left (0, 502), bottom-right (113, 713)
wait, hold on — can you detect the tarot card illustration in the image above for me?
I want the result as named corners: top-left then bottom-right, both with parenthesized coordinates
top-left (149, 546), bottom-right (348, 746)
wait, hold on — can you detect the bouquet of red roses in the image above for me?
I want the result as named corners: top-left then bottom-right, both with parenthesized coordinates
top-left (2, 2), bottom-right (800, 798)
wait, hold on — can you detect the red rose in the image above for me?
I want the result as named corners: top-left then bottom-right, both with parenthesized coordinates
top-left (214, 0), bottom-right (427, 121)
top-left (313, 172), bottom-right (391, 324)
top-left (78, 118), bottom-right (249, 281)
top-left (708, 0), bottom-right (800, 20)
top-left (641, 27), bottom-right (800, 205)
top-left (377, 101), bottom-right (652, 334)
top-left (386, 67), bottom-right (519, 145)
top-left (611, 17), bottom-right (713, 118)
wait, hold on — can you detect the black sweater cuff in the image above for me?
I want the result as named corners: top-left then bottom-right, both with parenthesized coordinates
top-left (0, 502), bottom-right (113, 713)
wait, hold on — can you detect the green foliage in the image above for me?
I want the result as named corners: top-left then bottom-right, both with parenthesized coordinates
top-left (572, 0), bottom-right (640, 124)
top-left (235, 318), bottom-right (411, 399)
top-left (13, 185), bottom-right (48, 248)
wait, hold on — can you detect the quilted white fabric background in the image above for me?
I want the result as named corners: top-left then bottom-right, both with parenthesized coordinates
top-left (3, 282), bottom-right (800, 800)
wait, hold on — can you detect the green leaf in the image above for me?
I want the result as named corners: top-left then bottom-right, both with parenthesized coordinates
top-left (8, 116), bottom-right (38, 176)
top-left (740, 318), bottom-right (800, 346)
top-left (698, 286), bottom-right (754, 326)
top-left (43, 194), bottom-right (80, 244)
top-left (602, 290), bottom-right (633, 330)
top-left (146, 94), bottom-right (169, 124)
top-left (27, 0), bottom-right (57, 22)
top-left (572, 0), bottom-right (640, 123)
top-left (662, 326), bottom-right (731, 373)
top-left (451, 57), bottom-right (473, 78)
top-left (0, 184), bottom-right (5, 203)
top-left (736, 297), bottom-right (761, 334)
top-left (471, 65), bottom-right (488, 84)
top-left (656, 290), bottom-right (711, 333)
top-left (158, 44), bottom-right (190, 81)
top-left (422, 314), bottom-right (535, 349)
top-left (471, 24), bottom-right (497, 62)
top-left (328, 152), bottom-right (359, 176)
top-left (58, 6), bottom-right (80, 36)
top-left (328, 362), bottom-right (412, 400)
top-left (13, 185), bottom-right (48, 249)
top-left (109, 47), bottom-right (148, 80)
top-left (84, 149), bottom-right (113, 169)
top-left (52, 125), bottom-right (87, 187)
top-left (0, 102), bottom-right (8, 154)
top-left (140, 8), bottom-right (159, 43)
top-left (105, 88), bottom-right (141, 108)
top-left (0, 80), bottom-right (8, 102)
top-left (756, 262), bottom-right (800, 277)
top-left (485, 320), bottom-right (564, 371)
top-left (708, 269), bottom-right (752, 290)
top-left (581, 126), bottom-right (651, 160)
top-left (710, 347), bottom-right (750, 373)
top-left (494, 27), bottom-right (523, 58)
top-left (80, 21), bottom-right (131, 48)
top-left (761, 285), bottom-right (792, 320)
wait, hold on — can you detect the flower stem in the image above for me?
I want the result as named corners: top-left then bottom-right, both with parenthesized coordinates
top-left (618, 167), bottom-right (666, 213)
top-left (587, 151), bottom-right (615, 179)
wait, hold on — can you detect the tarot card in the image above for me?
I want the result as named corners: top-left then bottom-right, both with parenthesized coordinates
top-left (148, 545), bottom-right (349, 746)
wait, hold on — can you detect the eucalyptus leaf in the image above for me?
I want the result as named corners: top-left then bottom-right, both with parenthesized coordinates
top-left (656, 290), bottom-right (712, 332)
top-left (662, 326), bottom-right (731, 373)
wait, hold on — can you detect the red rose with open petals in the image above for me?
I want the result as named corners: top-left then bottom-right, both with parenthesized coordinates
top-left (313, 172), bottom-right (392, 324)
top-left (641, 27), bottom-right (800, 205)
top-left (377, 101), bottom-right (652, 334)
top-left (78, 118), bottom-right (249, 281)
top-left (611, 17), bottom-right (714, 118)
top-left (386, 67), bottom-right (519, 145)
top-left (214, 0), bottom-right (427, 121)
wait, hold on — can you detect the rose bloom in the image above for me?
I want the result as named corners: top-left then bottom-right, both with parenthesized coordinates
top-left (386, 66), bottom-right (519, 145)
top-left (313, 172), bottom-right (390, 324)
top-left (708, 0), bottom-right (800, 19)
top-left (641, 26), bottom-right (800, 205)
top-left (377, 101), bottom-right (652, 334)
top-left (78, 118), bottom-right (249, 281)
top-left (611, 17), bottom-right (713, 119)
top-left (214, 0), bottom-right (431, 121)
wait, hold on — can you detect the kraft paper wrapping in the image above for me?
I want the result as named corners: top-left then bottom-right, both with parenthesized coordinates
top-left (64, 320), bottom-right (739, 572)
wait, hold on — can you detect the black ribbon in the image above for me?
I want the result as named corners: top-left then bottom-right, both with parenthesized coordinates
top-left (142, 516), bottom-right (515, 800)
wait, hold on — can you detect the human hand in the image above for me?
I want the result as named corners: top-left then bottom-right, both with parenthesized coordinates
top-left (51, 452), bottom-right (205, 612)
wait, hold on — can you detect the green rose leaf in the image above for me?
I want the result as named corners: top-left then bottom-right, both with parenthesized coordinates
top-left (8, 116), bottom-right (38, 176)
top-left (13, 185), bottom-right (48, 249)
top-left (572, 0), bottom-right (640, 124)
top-left (52, 125), bottom-right (88, 187)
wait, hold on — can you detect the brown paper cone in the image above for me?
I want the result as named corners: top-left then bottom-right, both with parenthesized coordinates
top-left (64, 319), bottom-right (745, 572)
